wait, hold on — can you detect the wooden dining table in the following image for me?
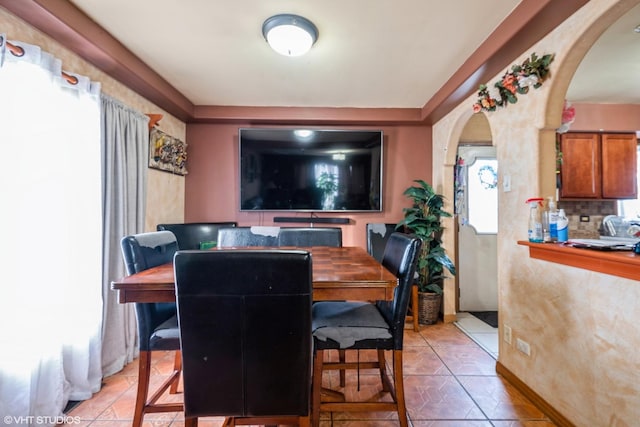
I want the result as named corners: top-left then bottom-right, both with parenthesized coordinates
top-left (111, 246), bottom-right (398, 303)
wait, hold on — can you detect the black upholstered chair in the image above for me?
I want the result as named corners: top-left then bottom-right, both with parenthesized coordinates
top-left (120, 230), bottom-right (183, 427)
top-left (277, 227), bottom-right (342, 247)
top-left (157, 222), bottom-right (237, 249)
top-left (311, 232), bottom-right (421, 427)
top-left (216, 226), bottom-right (279, 247)
top-left (367, 223), bottom-right (419, 332)
top-left (174, 250), bottom-right (313, 427)
top-left (366, 223), bottom-right (398, 262)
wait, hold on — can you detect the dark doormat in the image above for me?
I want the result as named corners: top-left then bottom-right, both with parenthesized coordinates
top-left (469, 311), bottom-right (498, 328)
top-left (64, 400), bottom-right (81, 413)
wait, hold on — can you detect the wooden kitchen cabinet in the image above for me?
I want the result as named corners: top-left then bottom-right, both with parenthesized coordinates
top-left (559, 133), bottom-right (600, 198)
top-left (559, 132), bottom-right (637, 199)
top-left (601, 133), bottom-right (638, 198)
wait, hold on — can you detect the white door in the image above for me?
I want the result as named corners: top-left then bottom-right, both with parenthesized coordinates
top-left (456, 146), bottom-right (498, 311)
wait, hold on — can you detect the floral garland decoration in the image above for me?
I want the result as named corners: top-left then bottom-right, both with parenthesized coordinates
top-left (473, 52), bottom-right (555, 113)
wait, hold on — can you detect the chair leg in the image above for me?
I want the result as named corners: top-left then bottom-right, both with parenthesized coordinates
top-left (392, 350), bottom-right (408, 427)
top-left (169, 350), bottom-right (182, 394)
top-left (311, 349), bottom-right (325, 427)
top-left (377, 349), bottom-right (390, 392)
top-left (184, 417), bottom-right (198, 427)
top-left (338, 349), bottom-right (346, 387)
top-left (133, 350), bottom-right (184, 427)
top-left (299, 415), bottom-right (311, 427)
top-left (411, 284), bottom-right (419, 332)
top-left (316, 348), bottom-right (408, 426)
top-left (133, 351), bottom-right (152, 427)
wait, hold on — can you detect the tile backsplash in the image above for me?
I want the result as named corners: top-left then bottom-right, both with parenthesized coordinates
top-left (559, 200), bottom-right (618, 239)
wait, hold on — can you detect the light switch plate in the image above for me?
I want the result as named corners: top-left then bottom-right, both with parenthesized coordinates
top-left (504, 325), bottom-right (512, 345)
top-left (503, 174), bottom-right (511, 192)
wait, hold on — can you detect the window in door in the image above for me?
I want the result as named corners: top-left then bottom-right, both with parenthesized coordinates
top-left (467, 158), bottom-right (498, 234)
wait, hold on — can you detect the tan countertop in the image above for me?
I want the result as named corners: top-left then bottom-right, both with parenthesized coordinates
top-left (517, 240), bottom-right (640, 281)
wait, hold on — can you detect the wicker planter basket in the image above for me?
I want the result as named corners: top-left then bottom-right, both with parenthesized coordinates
top-left (418, 291), bottom-right (442, 325)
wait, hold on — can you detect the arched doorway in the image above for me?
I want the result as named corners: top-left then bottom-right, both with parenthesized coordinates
top-left (452, 114), bottom-right (500, 357)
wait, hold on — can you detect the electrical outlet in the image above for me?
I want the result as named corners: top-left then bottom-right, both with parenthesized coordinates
top-left (504, 325), bottom-right (512, 345)
top-left (516, 338), bottom-right (531, 356)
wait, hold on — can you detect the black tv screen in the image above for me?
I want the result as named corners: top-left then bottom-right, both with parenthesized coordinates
top-left (239, 128), bottom-right (383, 212)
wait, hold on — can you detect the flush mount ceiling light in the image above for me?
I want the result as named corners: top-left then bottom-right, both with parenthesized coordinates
top-left (262, 14), bottom-right (318, 57)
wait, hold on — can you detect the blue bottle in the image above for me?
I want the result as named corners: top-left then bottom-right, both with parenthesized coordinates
top-left (557, 209), bottom-right (569, 242)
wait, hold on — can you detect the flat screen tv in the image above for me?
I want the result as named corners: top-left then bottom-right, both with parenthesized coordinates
top-left (239, 128), bottom-right (383, 212)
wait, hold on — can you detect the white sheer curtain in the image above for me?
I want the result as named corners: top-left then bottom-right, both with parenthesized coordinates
top-left (0, 35), bottom-right (102, 423)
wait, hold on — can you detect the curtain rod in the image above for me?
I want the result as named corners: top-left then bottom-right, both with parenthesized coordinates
top-left (3, 38), bottom-right (78, 86)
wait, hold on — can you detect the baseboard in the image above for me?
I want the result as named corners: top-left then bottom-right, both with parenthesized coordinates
top-left (443, 313), bottom-right (457, 323)
top-left (496, 361), bottom-right (575, 427)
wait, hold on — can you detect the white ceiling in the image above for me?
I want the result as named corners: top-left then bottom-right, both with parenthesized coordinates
top-left (68, 0), bottom-right (521, 108)
top-left (68, 0), bottom-right (639, 109)
top-left (567, 2), bottom-right (640, 104)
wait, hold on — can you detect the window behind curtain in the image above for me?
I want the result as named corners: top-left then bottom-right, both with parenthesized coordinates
top-left (0, 38), bottom-right (102, 418)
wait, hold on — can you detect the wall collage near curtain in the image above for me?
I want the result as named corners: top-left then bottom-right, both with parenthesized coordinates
top-left (100, 94), bottom-right (150, 378)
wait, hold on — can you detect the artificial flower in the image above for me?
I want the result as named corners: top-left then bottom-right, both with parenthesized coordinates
top-left (561, 100), bottom-right (576, 123)
top-left (557, 99), bottom-right (576, 134)
top-left (472, 53), bottom-right (554, 113)
top-left (517, 74), bottom-right (539, 88)
top-left (502, 74), bottom-right (517, 94)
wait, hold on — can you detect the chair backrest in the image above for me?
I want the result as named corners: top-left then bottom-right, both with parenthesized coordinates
top-left (121, 230), bottom-right (178, 275)
top-left (375, 232), bottom-right (422, 349)
top-left (174, 250), bottom-right (313, 418)
top-left (120, 230), bottom-right (179, 351)
top-left (277, 227), bottom-right (342, 247)
top-left (216, 226), bottom-right (279, 247)
top-left (366, 223), bottom-right (399, 262)
top-left (157, 222), bottom-right (237, 249)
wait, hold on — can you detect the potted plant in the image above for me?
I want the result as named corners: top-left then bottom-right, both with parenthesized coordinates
top-left (397, 179), bottom-right (456, 324)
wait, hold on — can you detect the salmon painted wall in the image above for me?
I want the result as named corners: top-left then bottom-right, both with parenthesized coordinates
top-left (185, 123), bottom-right (432, 248)
top-left (571, 103), bottom-right (640, 132)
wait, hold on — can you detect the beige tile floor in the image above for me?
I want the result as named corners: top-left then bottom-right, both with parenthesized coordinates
top-left (67, 321), bottom-right (556, 426)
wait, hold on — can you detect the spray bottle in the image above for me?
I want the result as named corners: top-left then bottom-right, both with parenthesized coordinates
top-left (547, 196), bottom-right (558, 241)
top-left (526, 198), bottom-right (544, 242)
